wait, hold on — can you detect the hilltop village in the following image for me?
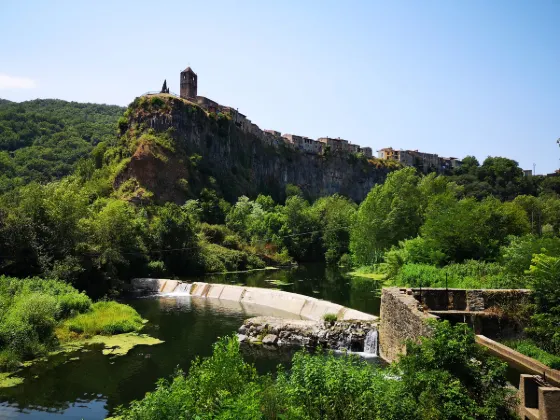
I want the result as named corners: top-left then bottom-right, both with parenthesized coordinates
top-left (161, 67), bottom-right (465, 174)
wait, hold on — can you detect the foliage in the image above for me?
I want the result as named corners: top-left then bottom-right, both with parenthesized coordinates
top-left (0, 99), bottom-right (123, 193)
top-left (116, 322), bottom-right (517, 419)
top-left (0, 276), bottom-right (92, 370)
top-left (311, 194), bottom-right (356, 265)
top-left (421, 196), bottom-right (529, 262)
top-left (502, 339), bottom-right (560, 369)
top-left (524, 254), bottom-right (560, 354)
top-left (58, 301), bottom-right (144, 338)
top-left (397, 320), bottom-right (517, 419)
top-left (351, 168), bottom-right (424, 264)
top-left (387, 260), bottom-right (522, 289)
top-left (500, 235), bottom-right (560, 276)
top-left (322, 313), bottom-right (337, 322)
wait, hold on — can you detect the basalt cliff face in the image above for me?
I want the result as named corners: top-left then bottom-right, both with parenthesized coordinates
top-left (115, 95), bottom-right (392, 203)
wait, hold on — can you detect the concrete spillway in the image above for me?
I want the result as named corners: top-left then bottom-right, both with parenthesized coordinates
top-left (131, 278), bottom-right (378, 322)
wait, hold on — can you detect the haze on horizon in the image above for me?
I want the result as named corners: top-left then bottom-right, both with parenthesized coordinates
top-left (1, 0), bottom-right (559, 174)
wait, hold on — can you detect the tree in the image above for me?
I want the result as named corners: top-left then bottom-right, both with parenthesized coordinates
top-left (421, 196), bottom-right (530, 262)
top-left (148, 202), bottom-right (200, 275)
top-left (311, 194), bottom-right (357, 265)
top-left (351, 167), bottom-right (423, 265)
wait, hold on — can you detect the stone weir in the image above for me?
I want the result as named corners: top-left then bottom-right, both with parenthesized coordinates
top-left (131, 278), bottom-right (377, 322)
top-left (238, 317), bottom-right (379, 355)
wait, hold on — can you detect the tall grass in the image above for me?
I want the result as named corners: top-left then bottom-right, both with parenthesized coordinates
top-left (502, 339), bottom-right (560, 369)
top-left (58, 301), bottom-right (144, 339)
top-left (390, 261), bottom-right (525, 289)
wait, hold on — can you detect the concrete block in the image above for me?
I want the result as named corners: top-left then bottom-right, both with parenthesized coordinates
top-left (161, 280), bottom-right (179, 293)
top-left (300, 299), bottom-right (344, 321)
top-left (341, 308), bottom-right (378, 321)
top-left (218, 285), bottom-right (246, 302)
top-left (206, 284), bottom-right (225, 299)
top-left (191, 282), bottom-right (210, 297)
top-left (540, 387), bottom-right (560, 420)
top-left (241, 288), bottom-right (307, 316)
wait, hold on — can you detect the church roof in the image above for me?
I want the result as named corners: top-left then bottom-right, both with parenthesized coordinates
top-left (183, 66), bottom-right (195, 73)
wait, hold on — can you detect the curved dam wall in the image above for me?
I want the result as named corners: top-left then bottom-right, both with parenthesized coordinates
top-left (131, 278), bottom-right (377, 322)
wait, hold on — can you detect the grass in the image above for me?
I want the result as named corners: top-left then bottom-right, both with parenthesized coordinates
top-left (57, 301), bottom-right (145, 341)
top-left (347, 266), bottom-right (386, 280)
top-left (502, 339), bottom-right (560, 369)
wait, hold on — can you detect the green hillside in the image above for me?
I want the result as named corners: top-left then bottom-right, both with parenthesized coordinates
top-left (0, 98), bottom-right (124, 192)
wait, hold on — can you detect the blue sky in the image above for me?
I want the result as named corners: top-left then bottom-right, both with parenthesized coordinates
top-left (1, 0), bottom-right (559, 174)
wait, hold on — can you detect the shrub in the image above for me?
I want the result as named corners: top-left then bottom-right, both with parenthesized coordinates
top-left (323, 313), bottom-right (337, 323)
top-left (146, 260), bottom-right (168, 277)
top-left (222, 234), bottom-right (242, 250)
top-left (117, 325), bottom-right (517, 419)
top-left (199, 223), bottom-right (232, 245)
top-left (56, 293), bottom-right (92, 319)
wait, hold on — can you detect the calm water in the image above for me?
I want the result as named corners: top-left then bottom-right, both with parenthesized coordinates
top-left (0, 265), bottom-right (382, 419)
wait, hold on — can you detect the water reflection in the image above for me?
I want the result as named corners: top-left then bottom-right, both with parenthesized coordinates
top-left (0, 264), bottom-right (382, 419)
top-left (200, 263), bottom-right (382, 316)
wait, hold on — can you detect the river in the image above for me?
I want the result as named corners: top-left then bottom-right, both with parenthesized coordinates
top-left (0, 264), bottom-right (382, 419)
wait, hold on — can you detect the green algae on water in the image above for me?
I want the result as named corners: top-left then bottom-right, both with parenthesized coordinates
top-left (58, 333), bottom-right (164, 357)
top-left (89, 333), bottom-right (164, 356)
top-left (0, 372), bottom-right (24, 388)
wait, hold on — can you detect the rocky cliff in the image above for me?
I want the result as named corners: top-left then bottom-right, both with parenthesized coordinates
top-left (115, 94), bottom-right (392, 203)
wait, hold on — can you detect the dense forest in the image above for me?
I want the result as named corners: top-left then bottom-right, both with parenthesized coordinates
top-left (0, 97), bottom-right (559, 417)
top-left (0, 99), bottom-right (124, 193)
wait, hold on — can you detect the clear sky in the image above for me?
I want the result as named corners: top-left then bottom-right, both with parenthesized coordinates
top-left (1, 0), bottom-right (559, 174)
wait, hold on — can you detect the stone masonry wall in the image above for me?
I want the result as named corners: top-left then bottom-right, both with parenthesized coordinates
top-left (379, 287), bottom-right (533, 363)
top-left (379, 288), bottom-right (436, 362)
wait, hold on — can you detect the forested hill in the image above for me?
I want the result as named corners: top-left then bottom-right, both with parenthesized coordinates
top-left (0, 98), bottom-right (124, 192)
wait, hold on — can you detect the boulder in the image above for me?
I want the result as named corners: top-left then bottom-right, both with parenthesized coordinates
top-left (262, 334), bottom-right (278, 345)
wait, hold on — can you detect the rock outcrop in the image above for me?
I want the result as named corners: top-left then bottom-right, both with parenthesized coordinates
top-left (238, 316), bottom-right (379, 354)
top-left (116, 95), bottom-right (392, 203)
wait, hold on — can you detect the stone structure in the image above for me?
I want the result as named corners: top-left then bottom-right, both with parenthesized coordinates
top-left (238, 316), bottom-right (379, 354)
top-left (130, 278), bottom-right (377, 322)
top-left (379, 287), bottom-right (532, 362)
top-left (174, 66), bottom-right (373, 159)
top-left (180, 67), bottom-right (197, 100)
top-left (519, 374), bottom-right (560, 420)
top-left (120, 95), bottom-right (390, 202)
top-left (379, 288), bottom-right (437, 362)
top-left (377, 147), bottom-right (462, 173)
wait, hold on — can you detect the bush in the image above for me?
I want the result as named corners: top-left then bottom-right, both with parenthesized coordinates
top-left (323, 313), bottom-right (337, 323)
top-left (117, 324), bottom-right (517, 419)
top-left (391, 261), bottom-right (520, 289)
top-left (56, 293), bottom-right (92, 319)
top-left (222, 234), bottom-right (242, 250)
top-left (146, 260), bottom-right (167, 277)
top-left (199, 223), bottom-right (232, 245)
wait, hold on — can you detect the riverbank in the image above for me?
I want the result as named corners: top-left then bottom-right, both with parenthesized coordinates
top-left (0, 277), bottom-right (160, 389)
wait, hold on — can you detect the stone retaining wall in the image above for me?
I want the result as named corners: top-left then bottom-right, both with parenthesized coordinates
top-left (379, 287), bottom-right (532, 363)
top-left (379, 288), bottom-right (436, 362)
top-left (131, 278), bottom-right (377, 322)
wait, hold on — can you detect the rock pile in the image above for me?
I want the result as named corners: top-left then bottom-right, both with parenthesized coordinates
top-left (238, 316), bottom-right (378, 353)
